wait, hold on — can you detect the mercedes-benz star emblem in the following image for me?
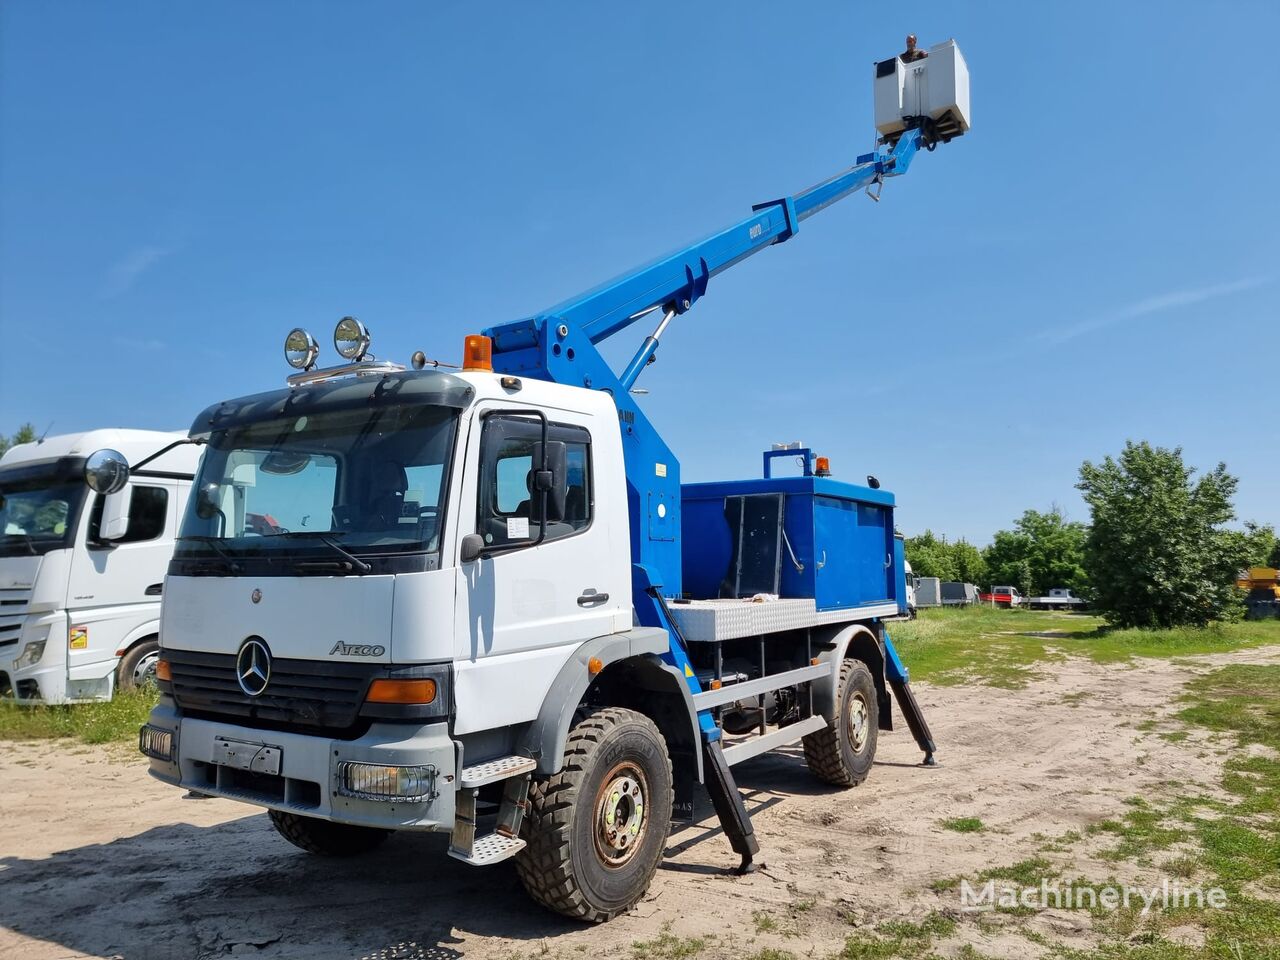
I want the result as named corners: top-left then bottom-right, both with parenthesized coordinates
top-left (250, 588), bottom-right (262, 604)
top-left (236, 638), bottom-right (271, 697)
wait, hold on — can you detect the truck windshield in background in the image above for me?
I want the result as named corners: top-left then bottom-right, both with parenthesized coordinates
top-left (0, 464), bottom-right (88, 556)
top-left (173, 403), bottom-right (458, 572)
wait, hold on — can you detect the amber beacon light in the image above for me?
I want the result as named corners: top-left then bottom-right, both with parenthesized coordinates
top-left (462, 334), bottom-right (493, 371)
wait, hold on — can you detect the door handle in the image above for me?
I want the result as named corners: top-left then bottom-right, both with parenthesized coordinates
top-left (578, 590), bottom-right (609, 607)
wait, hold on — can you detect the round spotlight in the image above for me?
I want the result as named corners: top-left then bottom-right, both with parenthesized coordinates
top-left (334, 316), bottom-right (371, 361)
top-left (284, 328), bottom-right (319, 370)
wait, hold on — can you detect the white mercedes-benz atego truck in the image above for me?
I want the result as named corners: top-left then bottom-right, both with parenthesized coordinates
top-left (0, 430), bottom-right (200, 702)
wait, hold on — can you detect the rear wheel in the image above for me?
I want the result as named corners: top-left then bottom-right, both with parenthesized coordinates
top-left (116, 639), bottom-right (160, 692)
top-left (803, 658), bottom-right (879, 786)
top-left (516, 707), bottom-right (673, 922)
top-left (268, 809), bottom-right (390, 856)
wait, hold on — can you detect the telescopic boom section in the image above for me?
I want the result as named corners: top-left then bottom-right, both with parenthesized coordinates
top-left (481, 126), bottom-right (928, 616)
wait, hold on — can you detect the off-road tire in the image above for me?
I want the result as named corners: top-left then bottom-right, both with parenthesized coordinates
top-left (116, 638), bottom-right (160, 691)
top-left (268, 809), bottom-right (390, 856)
top-left (516, 707), bottom-right (673, 922)
top-left (803, 658), bottom-right (878, 786)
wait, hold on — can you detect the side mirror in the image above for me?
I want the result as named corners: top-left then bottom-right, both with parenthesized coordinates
top-left (460, 533), bottom-right (485, 564)
top-left (531, 440), bottom-right (569, 521)
top-left (195, 482), bottom-right (223, 520)
top-left (98, 489), bottom-right (131, 541)
top-left (85, 449), bottom-right (130, 495)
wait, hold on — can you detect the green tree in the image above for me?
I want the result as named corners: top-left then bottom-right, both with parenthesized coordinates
top-left (1231, 521), bottom-right (1277, 569)
top-left (1076, 441), bottom-right (1249, 628)
top-left (950, 539), bottom-right (989, 588)
top-left (982, 508), bottom-right (1087, 595)
top-left (0, 423), bottom-right (37, 459)
top-left (904, 529), bottom-right (959, 582)
top-left (1270, 539), bottom-right (1280, 569)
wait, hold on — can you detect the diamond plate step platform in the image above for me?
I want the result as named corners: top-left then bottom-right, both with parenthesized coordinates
top-left (448, 832), bottom-right (527, 866)
top-left (460, 756), bottom-right (537, 789)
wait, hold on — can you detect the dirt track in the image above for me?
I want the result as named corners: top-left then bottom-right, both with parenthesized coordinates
top-left (3, 645), bottom-right (1278, 960)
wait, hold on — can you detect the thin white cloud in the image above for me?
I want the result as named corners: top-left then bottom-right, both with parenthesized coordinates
top-left (101, 244), bottom-right (173, 299)
top-left (1043, 276), bottom-right (1271, 345)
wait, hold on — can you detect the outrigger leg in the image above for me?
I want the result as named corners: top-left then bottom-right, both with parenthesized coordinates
top-left (883, 631), bottom-right (938, 766)
top-left (701, 736), bottom-right (761, 873)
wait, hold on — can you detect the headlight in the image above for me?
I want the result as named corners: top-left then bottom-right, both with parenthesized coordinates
top-left (333, 316), bottom-right (371, 360)
top-left (337, 761), bottom-right (436, 802)
top-left (139, 724), bottom-right (174, 761)
top-left (14, 639), bottom-right (46, 670)
top-left (284, 328), bottom-right (320, 370)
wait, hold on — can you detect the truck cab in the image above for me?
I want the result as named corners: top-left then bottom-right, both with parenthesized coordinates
top-left (0, 429), bottom-right (199, 702)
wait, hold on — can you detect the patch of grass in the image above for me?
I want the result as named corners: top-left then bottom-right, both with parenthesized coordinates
top-left (889, 607), bottom-right (1280, 688)
top-left (838, 911), bottom-right (955, 959)
top-left (0, 687), bottom-right (158, 745)
top-left (631, 925), bottom-right (707, 960)
top-left (748, 951), bottom-right (795, 960)
top-left (752, 911), bottom-right (777, 933)
top-left (941, 816), bottom-right (984, 833)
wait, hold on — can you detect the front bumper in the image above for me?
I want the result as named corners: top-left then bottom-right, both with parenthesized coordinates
top-left (2, 611), bottom-right (68, 704)
top-left (144, 701), bottom-right (458, 831)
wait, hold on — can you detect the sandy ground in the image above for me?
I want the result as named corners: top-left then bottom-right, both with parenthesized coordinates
top-left (3, 645), bottom-right (1279, 960)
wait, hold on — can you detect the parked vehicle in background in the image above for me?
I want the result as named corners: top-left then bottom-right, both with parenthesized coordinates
top-left (905, 560), bottom-right (918, 618)
top-left (1236, 567), bottom-right (1280, 620)
top-left (980, 586), bottom-right (1023, 608)
top-left (0, 430), bottom-right (200, 703)
top-left (941, 581), bottom-right (980, 606)
top-left (1027, 588), bottom-right (1086, 610)
top-left (915, 576), bottom-right (942, 608)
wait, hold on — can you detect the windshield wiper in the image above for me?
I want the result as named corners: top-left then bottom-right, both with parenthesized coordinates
top-left (0, 533), bottom-right (37, 555)
top-left (268, 531), bottom-right (373, 574)
top-left (177, 535), bottom-right (242, 573)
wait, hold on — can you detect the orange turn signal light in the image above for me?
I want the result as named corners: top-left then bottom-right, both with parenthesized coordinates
top-left (587, 656), bottom-right (604, 676)
top-left (156, 659), bottom-right (172, 682)
top-left (366, 678), bottom-right (437, 705)
top-left (463, 334), bottom-right (493, 372)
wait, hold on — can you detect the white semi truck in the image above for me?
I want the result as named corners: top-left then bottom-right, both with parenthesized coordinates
top-left (0, 430), bottom-right (200, 702)
top-left (140, 46), bottom-right (970, 920)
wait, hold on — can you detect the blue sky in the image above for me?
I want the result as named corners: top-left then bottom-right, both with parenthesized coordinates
top-left (1, 2), bottom-right (1276, 544)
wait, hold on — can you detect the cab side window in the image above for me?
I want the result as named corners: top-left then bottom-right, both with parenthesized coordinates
top-left (89, 485), bottom-right (169, 544)
top-left (477, 416), bottom-right (591, 549)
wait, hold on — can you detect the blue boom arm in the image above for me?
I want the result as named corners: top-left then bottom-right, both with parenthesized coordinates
top-left (483, 128), bottom-right (927, 705)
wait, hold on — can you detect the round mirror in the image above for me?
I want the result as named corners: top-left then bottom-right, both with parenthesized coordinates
top-left (84, 449), bottom-right (130, 494)
top-left (284, 328), bottom-right (320, 370)
top-left (333, 316), bottom-right (371, 361)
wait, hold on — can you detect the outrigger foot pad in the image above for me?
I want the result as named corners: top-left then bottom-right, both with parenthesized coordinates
top-left (922, 752), bottom-right (938, 767)
top-left (702, 737), bottom-right (760, 874)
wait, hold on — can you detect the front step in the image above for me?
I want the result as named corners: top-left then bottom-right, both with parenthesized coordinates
top-left (449, 755), bottom-right (536, 866)
top-left (460, 755), bottom-right (537, 789)
top-left (448, 831), bottom-right (527, 866)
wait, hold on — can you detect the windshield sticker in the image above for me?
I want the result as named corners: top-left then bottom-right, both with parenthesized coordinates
top-left (507, 516), bottom-right (530, 540)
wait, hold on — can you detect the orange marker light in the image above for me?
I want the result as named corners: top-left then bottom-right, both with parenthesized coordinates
top-left (587, 656), bottom-right (604, 675)
top-left (462, 334), bottom-right (493, 371)
top-left (815, 456), bottom-right (831, 477)
top-left (156, 659), bottom-right (172, 682)
top-left (367, 678), bottom-right (437, 705)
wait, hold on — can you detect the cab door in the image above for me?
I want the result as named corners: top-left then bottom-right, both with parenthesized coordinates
top-left (451, 404), bottom-right (621, 734)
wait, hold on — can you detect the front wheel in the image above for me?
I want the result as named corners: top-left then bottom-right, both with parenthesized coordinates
top-left (116, 639), bottom-right (160, 692)
top-left (268, 810), bottom-right (390, 856)
top-left (803, 658), bottom-right (879, 786)
top-left (516, 707), bottom-right (673, 922)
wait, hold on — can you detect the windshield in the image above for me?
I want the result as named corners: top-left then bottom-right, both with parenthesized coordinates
top-left (0, 468), bottom-right (88, 557)
top-left (175, 403), bottom-right (458, 569)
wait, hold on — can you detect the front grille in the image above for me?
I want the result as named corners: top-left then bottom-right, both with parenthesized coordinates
top-left (0, 587), bottom-right (33, 646)
top-left (166, 648), bottom-right (382, 734)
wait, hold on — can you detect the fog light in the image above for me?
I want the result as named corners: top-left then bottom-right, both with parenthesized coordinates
top-left (139, 724), bottom-right (174, 761)
top-left (336, 761), bottom-right (436, 802)
top-left (14, 640), bottom-right (46, 670)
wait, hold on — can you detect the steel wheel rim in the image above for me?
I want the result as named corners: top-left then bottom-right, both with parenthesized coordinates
top-left (133, 650), bottom-right (161, 688)
top-left (593, 762), bottom-right (649, 868)
top-left (847, 691), bottom-right (870, 752)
